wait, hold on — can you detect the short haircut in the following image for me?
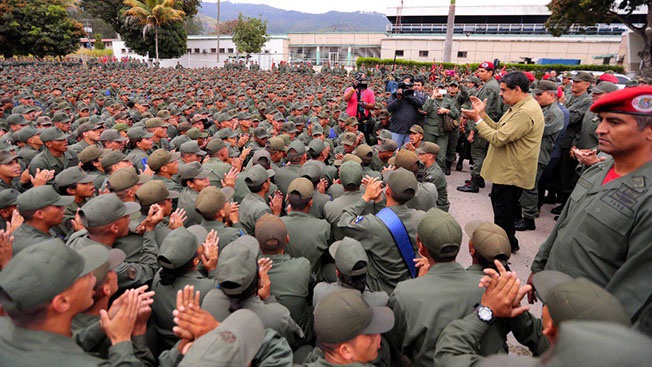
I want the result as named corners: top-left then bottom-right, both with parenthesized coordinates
top-left (636, 115), bottom-right (652, 130)
top-left (288, 192), bottom-right (311, 210)
top-left (501, 72), bottom-right (530, 94)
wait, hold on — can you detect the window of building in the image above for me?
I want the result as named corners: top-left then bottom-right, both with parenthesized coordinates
top-left (210, 48), bottom-right (217, 53)
top-left (219, 48), bottom-right (225, 53)
top-left (194, 48), bottom-right (200, 53)
top-left (122, 49), bottom-right (127, 53)
top-left (395, 50), bottom-right (404, 57)
top-left (187, 48), bottom-right (192, 54)
top-left (228, 48), bottom-right (234, 53)
top-left (457, 51), bottom-right (468, 58)
top-left (419, 50), bottom-right (429, 57)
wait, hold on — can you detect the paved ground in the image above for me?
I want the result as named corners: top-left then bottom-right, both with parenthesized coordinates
top-left (445, 161), bottom-right (557, 322)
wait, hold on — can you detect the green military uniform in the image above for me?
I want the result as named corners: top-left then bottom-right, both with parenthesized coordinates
top-left (470, 77), bottom-right (502, 186)
top-left (29, 148), bottom-right (78, 177)
top-left (176, 187), bottom-right (201, 226)
top-left (17, 145), bottom-right (40, 168)
top-left (203, 157), bottom-right (232, 187)
top-left (281, 211), bottom-right (331, 281)
top-left (577, 109), bottom-right (600, 149)
top-left (11, 223), bottom-right (54, 254)
top-left (152, 175), bottom-right (182, 194)
top-left (405, 182), bottom-right (439, 212)
top-left (274, 163), bottom-right (302, 196)
top-left (199, 219), bottom-right (245, 252)
top-left (421, 96), bottom-right (460, 169)
top-left (264, 253), bottom-right (316, 342)
top-left (532, 159), bottom-right (652, 320)
top-left (388, 262), bottom-right (484, 367)
top-left (323, 191), bottom-right (381, 241)
top-left (423, 163), bottom-right (450, 211)
top-left (238, 193), bottom-right (272, 235)
top-left (338, 198), bottom-right (425, 294)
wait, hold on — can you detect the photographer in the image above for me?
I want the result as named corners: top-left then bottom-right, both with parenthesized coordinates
top-left (343, 73), bottom-right (376, 143)
top-left (387, 75), bottom-right (427, 147)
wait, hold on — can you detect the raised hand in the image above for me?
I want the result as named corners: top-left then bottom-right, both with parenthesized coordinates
top-left (169, 208), bottom-right (187, 230)
top-left (257, 257), bottom-right (273, 300)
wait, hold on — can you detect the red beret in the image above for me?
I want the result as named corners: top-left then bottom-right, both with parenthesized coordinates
top-left (524, 72), bottom-right (536, 82)
top-left (599, 73), bottom-right (619, 83)
top-left (590, 86), bottom-right (652, 116)
top-left (479, 61), bottom-right (494, 70)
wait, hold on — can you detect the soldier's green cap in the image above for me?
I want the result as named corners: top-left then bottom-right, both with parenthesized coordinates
top-left (593, 81), bottom-right (618, 95)
top-left (17, 185), bottom-right (74, 211)
top-left (255, 213), bottom-right (287, 252)
top-left (101, 150), bottom-right (129, 171)
top-left (216, 128), bottom-right (237, 140)
top-left (216, 235), bottom-right (260, 296)
top-left (157, 110), bottom-right (172, 120)
top-left (417, 208), bottom-right (462, 259)
top-left (281, 122), bottom-right (298, 133)
top-left (409, 124), bottom-right (424, 135)
top-left (54, 166), bottom-right (98, 188)
top-left (113, 123), bottom-right (129, 132)
top-left (145, 118), bottom-right (168, 128)
top-left (179, 161), bottom-right (210, 180)
top-left (180, 140), bottom-right (206, 156)
top-left (0, 239), bottom-right (105, 314)
top-left (288, 177), bottom-right (313, 199)
top-left (481, 321), bottom-right (652, 367)
top-left (286, 140), bottom-right (306, 155)
top-left (52, 112), bottom-right (70, 123)
top-left (186, 127), bottom-right (209, 139)
top-left (77, 122), bottom-right (100, 135)
top-left (0, 188), bottom-right (20, 209)
top-left (127, 127), bottom-right (153, 140)
top-left (329, 237), bottom-right (368, 276)
top-left (355, 144), bottom-right (373, 158)
top-left (377, 139), bottom-right (398, 152)
top-left (572, 71), bottom-right (594, 83)
top-left (314, 289), bottom-right (395, 344)
top-left (308, 138), bottom-right (326, 155)
top-left (78, 145), bottom-right (103, 164)
top-left (267, 137), bottom-right (285, 151)
top-left (78, 244), bottom-right (125, 283)
top-left (340, 161), bottom-right (363, 189)
top-left (157, 226), bottom-right (206, 269)
top-left (6, 114), bottom-right (28, 126)
top-left (179, 309), bottom-right (265, 367)
top-left (195, 186), bottom-right (234, 218)
top-left (341, 132), bottom-right (357, 146)
top-left (272, 112), bottom-right (284, 121)
top-left (317, 111), bottom-right (329, 119)
top-left (205, 138), bottom-right (227, 154)
top-left (532, 271), bottom-right (631, 327)
top-left (0, 150), bottom-right (17, 165)
top-left (345, 116), bottom-right (359, 127)
top-left (108, 166), bottom-right (150, 191)
top-left (531, 80), bottom-right (558, 94)
top-left (12, 126), bottom-right (39, 143)
top-left (191, 115), bottom-right (207, 124)
top-left (311, 124), bottom-right (324, 135)
top-left (244, 164), bottom-right (274, 187)
top-left (170, 134), bottom-right (191, 150)
top-left (136, 180), bottom-right (179, 206)
top-left (79, 193), bottom-right (140, 227)
top-left (464, 221), bottom-right (511, 261)
top-left (387, 167), bottom-right (418, 202)
top-left (40, 127), bottom-right (69, 142)
top-left (253, 127), bottom-right (269, 139)
top-left (148, 149), bottom-right (181, 171)
top-left (415, 142), bottom-right (440, 156)
top-left (100, 129), bottom-right (128, 142)
top-left (394, 149), bottom-right (419, 171)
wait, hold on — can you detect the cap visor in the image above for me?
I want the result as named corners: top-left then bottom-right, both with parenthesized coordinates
top-left (78, 246), bottom-right (110, 277)
top-left (78, 174), bottom-right (98, 184)
top-left (108, 248), bottom-right (126, 269)
top-left (328, 240), bottom-right (342, 259)
top-left (361, 306), bottom-right (395, 335)
top-left (196, 149), bottom-right (207, 156)
top-left (124, 201), bottom-right (141, 216)
top-left (137, 174), bottom-right (152, 184)
top-left (532, 270), bottom-right (574, 304)
top-left (196, 169), bottom-right (211, 179)
top-left (0, 154), bottom-right (17, 164)
top-left (221, 187), bottom-right (235, 202)
top-left (53, 195), bottom-right (75, 207)
top-left (266, 169), bottom-right (275, 178)
top-left (167, 190), bottom-right (181, 199)
top-left (463, 220), bottom-right (485, 238)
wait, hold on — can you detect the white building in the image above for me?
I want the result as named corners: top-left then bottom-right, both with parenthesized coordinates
top-left (111, 35), bottom-right (289, 69)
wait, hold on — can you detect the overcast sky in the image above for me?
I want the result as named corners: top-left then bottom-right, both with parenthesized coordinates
top-left (201, 0), bottom-right (550, 14)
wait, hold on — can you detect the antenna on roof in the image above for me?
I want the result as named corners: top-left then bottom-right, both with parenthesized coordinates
top-left (394, 0), bottom-right (404, 34)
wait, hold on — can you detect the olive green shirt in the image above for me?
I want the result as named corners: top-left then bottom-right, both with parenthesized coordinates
top-left (281, 211), bottom-right (331, 281)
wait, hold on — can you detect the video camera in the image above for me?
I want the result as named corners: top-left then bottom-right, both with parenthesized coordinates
top-left (397, 81), bottom-right (414, 97)
top-left (352, 73), bottom-right (368, 90)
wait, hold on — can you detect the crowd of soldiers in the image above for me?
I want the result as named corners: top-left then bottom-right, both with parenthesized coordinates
top-left (0, 59), bottom-right (650, 366)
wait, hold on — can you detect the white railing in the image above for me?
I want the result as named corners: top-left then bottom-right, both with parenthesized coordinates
top-left (385, 23), bottom-right (631, 35)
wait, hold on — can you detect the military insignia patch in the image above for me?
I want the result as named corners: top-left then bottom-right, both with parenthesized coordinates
top-left (127, 265), bottom-right (137, 280)
top-left (632, 95), bottom-right (652, 113)
top-left (352, 215), bottom-right (364, 225)
top-left (219, 331), bottom-right (237, 344)
top-left (631, 176), bottom-right (645, 189)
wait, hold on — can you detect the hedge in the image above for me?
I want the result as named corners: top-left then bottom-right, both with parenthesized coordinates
top-left (75, 49), bottom-right (114, 58)
top-left (355, 57), bottom-right (625, 75)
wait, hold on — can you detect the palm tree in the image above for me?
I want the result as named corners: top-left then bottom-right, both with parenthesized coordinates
top-left (442, 0), bottom-right (456, 63)
top-left (123, 0), bottom-right (185, 64)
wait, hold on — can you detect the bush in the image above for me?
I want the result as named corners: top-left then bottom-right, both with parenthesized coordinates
top-left (75, 48), bottom-right (113, 58)
top-left (355, 57), bottom-right (624, 75)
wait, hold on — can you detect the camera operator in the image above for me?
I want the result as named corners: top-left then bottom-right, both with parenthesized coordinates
top-left (343, 73), bottom-right (376, 143)
top-left (387, 75), bottom-right (427, 147)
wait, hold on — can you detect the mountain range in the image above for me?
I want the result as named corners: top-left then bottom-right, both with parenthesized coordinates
top-left (196, 1), bottom-right (391, 34)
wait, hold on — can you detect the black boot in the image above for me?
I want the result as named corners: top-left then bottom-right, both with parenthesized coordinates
top-left (551, 204), bottom-right (564, 215)
top-left (515, 218), bottom-right (536, 231)
top-left (457, 177), bottom-right (479, 193)
top-left (445, 161), bottom-right (452, 176)
top-left (478, 177), bottom-right (486, 188)
top-left (456, 159), bottom-right (463, 171)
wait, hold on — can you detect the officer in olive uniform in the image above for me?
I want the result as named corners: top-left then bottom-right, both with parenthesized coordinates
top-left (274, 140), bottom-right (307, 196)
top-left (195, 186), bottom-right (245, 252)
top-left (29, 126), bottom-right (79, 179)
top-left (149, 149), bottom-right (182, 193)
top-left (238, 164), bottom-right (279, 235)
top-left (176, 162), bottom-right (211, 227)
top-left (417, 142), bottom-right (450, 212)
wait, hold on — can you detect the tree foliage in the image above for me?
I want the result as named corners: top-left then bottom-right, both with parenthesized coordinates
top-left (94, 33), bottom-right (105, 49)
top-left (0, 0), bottom-right (85, 59)
top-left (123, 0), bottom-right (186, 62)
top-left (81, 0), bottom-right (198, 59)
top-left (232, 13), bottom-right (268, 57)
top-left (546, 0), bottom-right (651, 75)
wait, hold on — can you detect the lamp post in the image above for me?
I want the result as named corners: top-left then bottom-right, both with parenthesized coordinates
top-left (443, 0), bottom-right (456, 63)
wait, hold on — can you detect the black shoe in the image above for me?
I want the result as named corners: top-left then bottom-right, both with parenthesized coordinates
top-left (456, 160), bottom-right (463, 171)
top-left (515, 218), bottom-right (536, 231)
top-left (444, 161), bottom-right (452, 176)
top-left (465, 179), bottom-right (472, 184)
top-left (543, 195), bottom-right (557, 204)
top-left (511, 244), bottom-right (520, 252)
top-left (554, 215), bottom-right (559, 221)
top-left (551, 204), bottom-right (564, 215)
top-left (478, 178), bottom-right (486, 188)
top-left (457, 183), bottom-right (479, 193)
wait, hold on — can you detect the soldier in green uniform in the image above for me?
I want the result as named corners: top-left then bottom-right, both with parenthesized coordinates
top-left (195, 186), bottom-right (244, 252)
top-left (422, 84), bottom-right (459, 170)
top-left (14, 127), bottom-right (43, 168)
top-left (52, 166), bottom-right (97, 238)
top-left (274, 140), bottom-right (306, 196)
top-left (148, 149), bottom-right (182, 193)
top-left (416, 142), bottom-right (449, 211)
top-left (68, 122), bottom-right (102, 156)
top-left (29, 126), bottom-right (79, 179)
top-left (202, 138), bottom-right (233, 188)
top-left (256, 213), bottom-right (315, 343)
top-left (387, 208), bottom-right (484, 367)
top-left (239, 164), bottom-right (282, 235)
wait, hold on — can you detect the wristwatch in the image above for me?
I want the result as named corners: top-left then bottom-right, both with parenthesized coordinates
top-left (475, 304), bottom-right (495, 324)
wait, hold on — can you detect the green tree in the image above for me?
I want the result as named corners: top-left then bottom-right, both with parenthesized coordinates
top-left (0, 0), bottom-right (85, 59)
top-left (183, 15), bottom-right (203, 35)
top-left (123, 0), bottom-right (186, 63)
top-left (232, 13), bottom-right (268, 59)
top-left (94, 33), bottom-right (105, 49)
top-left (546, 0), bottom-right (651, 76)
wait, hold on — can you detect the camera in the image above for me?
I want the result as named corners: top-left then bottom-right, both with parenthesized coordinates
top-left (353, 73), bottom-right (368, 90)
top-left (397, 81), bottom-right (414, 97)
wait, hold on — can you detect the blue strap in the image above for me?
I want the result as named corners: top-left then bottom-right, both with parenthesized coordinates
top-left (376, 208), bottom-right (417, 278)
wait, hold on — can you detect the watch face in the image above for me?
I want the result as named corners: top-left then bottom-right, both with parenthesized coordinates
top-left (478, 306), bottom-right (493, 321)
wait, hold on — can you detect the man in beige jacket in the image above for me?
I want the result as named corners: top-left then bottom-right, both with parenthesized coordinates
top-left (462, 71), bottom-right (544, 252)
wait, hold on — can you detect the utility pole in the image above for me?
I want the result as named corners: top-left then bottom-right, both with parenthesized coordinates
top-left (443, 0), bottom-right (456, 63)
top-left (217, 0), bottom-right (221, 66)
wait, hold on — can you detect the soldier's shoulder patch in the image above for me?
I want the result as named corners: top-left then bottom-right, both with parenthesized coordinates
top-left (352, 215), bottom-right (364, 225)
top-left (238, 229), bottom-right (245, 237)
top-left (127, 265), bottom-right (137, 280)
